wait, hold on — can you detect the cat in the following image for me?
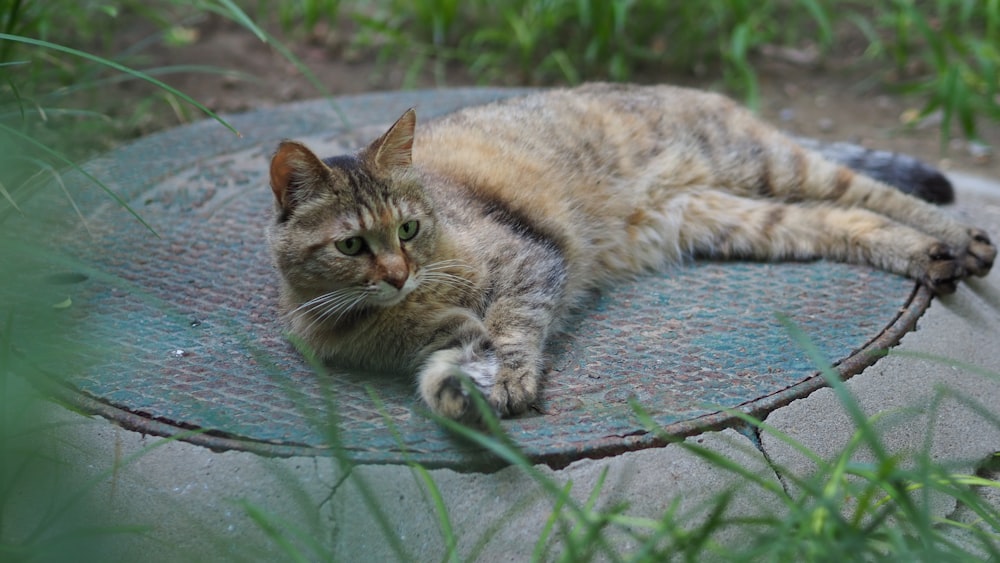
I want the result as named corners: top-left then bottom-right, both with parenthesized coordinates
top-left (267, 82), bottom-right (996, 423)
top-left (791, 136), bottom-right (954, 204)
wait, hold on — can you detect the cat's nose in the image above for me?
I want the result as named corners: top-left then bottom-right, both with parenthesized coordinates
top-left (378, 254), bottom-right (409, 290)
top-left (385, 271), bottom-right (408, 290)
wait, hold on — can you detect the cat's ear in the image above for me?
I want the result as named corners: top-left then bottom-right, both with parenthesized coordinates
top-left (365, 108), bottom-right (416, 173)
top-left (270, 140), bottom-right (329, 213)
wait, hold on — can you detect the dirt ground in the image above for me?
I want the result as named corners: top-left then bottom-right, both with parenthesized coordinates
top-left (115, 14), bottom-right (999, 179)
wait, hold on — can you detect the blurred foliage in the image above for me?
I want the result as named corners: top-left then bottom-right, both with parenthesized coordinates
top-left (340, 0), bottom-right (1000, 142)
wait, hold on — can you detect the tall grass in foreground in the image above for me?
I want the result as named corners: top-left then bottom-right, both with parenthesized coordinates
top-left (0, 1), bottom-right (319, 559)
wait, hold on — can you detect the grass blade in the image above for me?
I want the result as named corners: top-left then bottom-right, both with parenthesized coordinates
top-left (0, 122), bottom-right (156, 235)
top-left (0, 178), bottom-right (21, 214)
top-left (0, 33), bottom-right (240, 138)
top-left (411, 464), bottom-right (458, 563)
top-left (213, 0), bottom-right (267, 43)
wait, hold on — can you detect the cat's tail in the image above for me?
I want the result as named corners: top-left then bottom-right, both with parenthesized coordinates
top-left (793, 136), bottom-right (954, 205)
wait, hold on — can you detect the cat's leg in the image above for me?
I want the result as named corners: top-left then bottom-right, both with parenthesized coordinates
top-left (418, 310), bottom-right (500, 421)
top-left (417, 246), bottom-right (567, 420)
top-left (479, 246), bottom-right (567, 416)
top-left (822, 169), bottom-right (995, 278)
top-left (752, 138), bottom-right (995, 278)
top-left (480, 294), bottom-right (558, 416)
top-left (664, 189), bottom-right (968, 293)
top-left (817, 164), bottom-right (992, 278)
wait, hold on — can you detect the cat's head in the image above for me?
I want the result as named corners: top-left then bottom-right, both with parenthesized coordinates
top-left (268, 109), bottom-right (439, 313)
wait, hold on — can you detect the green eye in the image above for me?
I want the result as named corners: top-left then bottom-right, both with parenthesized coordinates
top-left (398, 220), bottom-right (420, 241)
top-left (335, 237), bottom-right (365, 256)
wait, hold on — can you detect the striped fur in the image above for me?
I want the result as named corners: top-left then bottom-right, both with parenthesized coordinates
top-left (794, 136), bottom-right (954, 204)
top-left (268, 83), bottom-right (995, 422)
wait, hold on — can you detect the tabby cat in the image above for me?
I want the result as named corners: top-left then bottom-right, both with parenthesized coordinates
top-left (267, 83), bottom-right (996, 422)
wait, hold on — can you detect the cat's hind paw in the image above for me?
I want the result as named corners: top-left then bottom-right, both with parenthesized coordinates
top-left (921, 243), bottom-right (964, 295)
top-left (419, 348), bottom-right (498, 422)
top-left (964, 228), bottom-right (996, 277)
top-left (916, 229), bottom-right (995, 294)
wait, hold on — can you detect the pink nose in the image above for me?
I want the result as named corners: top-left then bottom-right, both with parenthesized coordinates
top-left (378, 254), bottom-right (409, 290)
top-left (385, 270), bottom-right (408, 290)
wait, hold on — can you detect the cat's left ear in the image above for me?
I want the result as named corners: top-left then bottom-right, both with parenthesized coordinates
top-left (365, 108), bottom-right (416, 174)
top-left (270, 140), bottom-right (330, 214)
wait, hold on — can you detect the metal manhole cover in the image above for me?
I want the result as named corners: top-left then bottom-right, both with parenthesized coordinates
top-left (4, 89), bottom-right (930, 468)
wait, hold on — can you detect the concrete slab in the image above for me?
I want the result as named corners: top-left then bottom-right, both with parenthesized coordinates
top-left (8, 396), bottom-right (785, 560)
top-left (5, 400), bottom-right (343, 561)
top-left (331, 429), bottom-right (780, 561)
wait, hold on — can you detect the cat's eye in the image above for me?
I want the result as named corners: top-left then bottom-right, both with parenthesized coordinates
top-left (398, 220), bottom-right (420, 241)
top-left (335, 237), bottom-right (365, 256)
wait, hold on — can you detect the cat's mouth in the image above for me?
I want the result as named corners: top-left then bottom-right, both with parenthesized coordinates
top-left (368, 279), bottom-right (418, 307)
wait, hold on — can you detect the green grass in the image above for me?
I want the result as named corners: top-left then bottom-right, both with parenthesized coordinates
top-left (0, 2), bottom-right (311, 558)
top-left (344, 0), bottom-right (1000, 142)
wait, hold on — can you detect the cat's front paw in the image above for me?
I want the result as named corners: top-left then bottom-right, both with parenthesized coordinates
top-left (489, 366), bottom-right (538, 416)
top-left (418, 348), bottom-right (498, 422)
top-left (963, 228), bottom-right (996, 277)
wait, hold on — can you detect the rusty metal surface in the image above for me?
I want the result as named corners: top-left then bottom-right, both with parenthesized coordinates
top-left (6, 89), bottom-right (931, 468)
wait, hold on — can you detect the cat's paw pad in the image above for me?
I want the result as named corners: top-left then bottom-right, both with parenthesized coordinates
top-left (419, 348), bottom-right (498, 422)
top-left (488, 367), bottom-right (538, 416)
top-left (921, 242), bottom-right (963, 295)
top-left (964, 228), bottom-right (996, 277)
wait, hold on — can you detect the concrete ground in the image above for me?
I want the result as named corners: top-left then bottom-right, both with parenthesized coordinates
top-left (7, 173), bottom-right (1000, 561)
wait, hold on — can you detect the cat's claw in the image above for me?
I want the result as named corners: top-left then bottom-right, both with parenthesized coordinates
top-left (922, 242), bottom-right (963, 295)
top-left (964, 228), bottom-right (996, 277)
top-left (920, 229), bottom-right (996, 294)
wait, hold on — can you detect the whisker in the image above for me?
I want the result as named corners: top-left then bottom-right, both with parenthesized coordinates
top-left (292, 292), bottom-right (337, 314)
top-left (333, 293), bottom-right (371, 324)
top-left (419, 272), bottom-right (477, 294)
top-left (421, 271), bottom-right (476, 288)
top-left (422, 259), bottom-right (477, 273)
top-left (293, 288), bottom-right (365, 315)
top-left (313, 294), bottom-right (361, 321)
top-left (419, 259), bottom-right (478, 293)
top-left (299, 314), bottom-right (329, 337)
top-left (298, 293), bottom-right (353, 319)
top-left (295, 287), bottom-right (370, 333)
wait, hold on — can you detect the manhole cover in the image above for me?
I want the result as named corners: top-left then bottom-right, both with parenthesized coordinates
top-left (5, 89), bottom-right (930, 468)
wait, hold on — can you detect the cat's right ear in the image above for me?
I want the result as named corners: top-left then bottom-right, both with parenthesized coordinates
top-left (366, 108), bottom-right (416, 174)
top-left (270, 140), bottom-right (329, 215)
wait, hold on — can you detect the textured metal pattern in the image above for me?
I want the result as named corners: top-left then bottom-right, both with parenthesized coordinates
top-left (11, 89), bottom-right (930, 468)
